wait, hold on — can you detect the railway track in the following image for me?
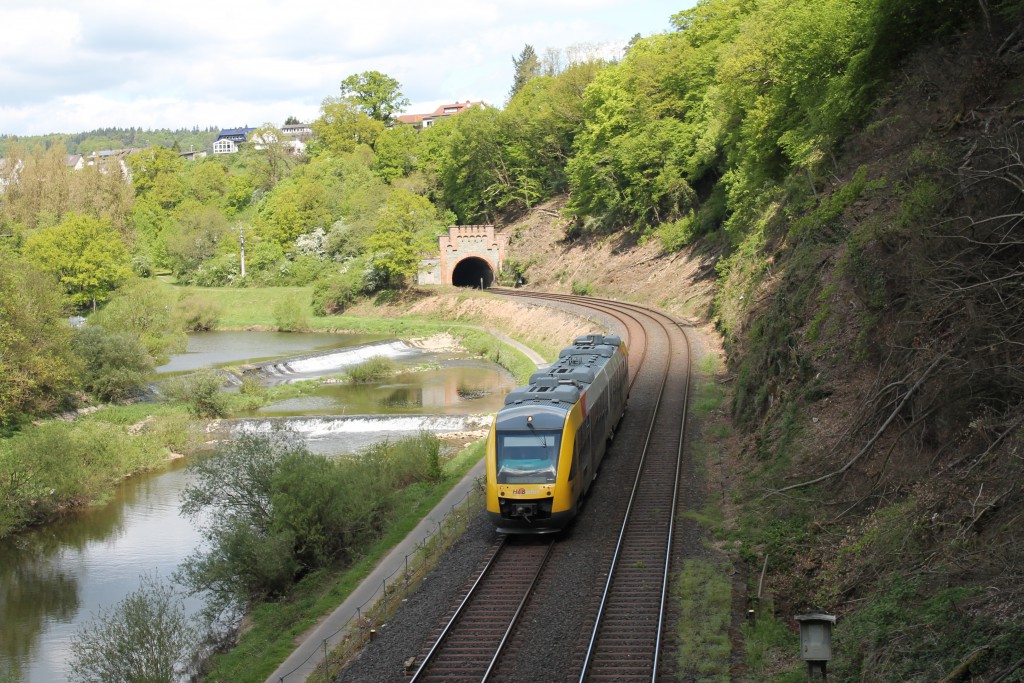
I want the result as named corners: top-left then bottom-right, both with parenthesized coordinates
top-left (408, 289), bottom-right (691, 683)
top-left (409, 537), bottom-right (554, 682)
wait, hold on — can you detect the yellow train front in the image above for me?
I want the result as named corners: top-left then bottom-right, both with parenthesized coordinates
top-left (486, 334), bottom-right (628, 534)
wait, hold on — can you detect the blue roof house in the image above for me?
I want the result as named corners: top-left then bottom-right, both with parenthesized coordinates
top-left (213, 127), bottom-right (256, 154)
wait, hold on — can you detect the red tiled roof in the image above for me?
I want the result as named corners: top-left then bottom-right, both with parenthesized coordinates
top-left (396, 101), bottom-right (483, 124)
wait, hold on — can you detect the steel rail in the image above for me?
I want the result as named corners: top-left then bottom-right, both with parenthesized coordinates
top-left (497, 289), bottom-right (691, 682)
top-left (409, 537), bottom-right (555, 682)
top-left (653, 321), bottom-right (691, 679)
top-left (480, 540), bottom-right (555, 682)
top-left (576, 308), bottom-right (676, 682)
top-left (409, 535), bottom-right (507, 683)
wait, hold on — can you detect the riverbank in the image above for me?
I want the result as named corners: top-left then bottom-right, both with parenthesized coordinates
top-left (2, 284), bottom-right (598, 681)
top-left (1, 286), bottom-right (584, 540)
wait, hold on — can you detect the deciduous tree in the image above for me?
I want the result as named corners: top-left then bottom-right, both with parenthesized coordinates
top-left (0, 259), bottom-right (80, 427)
top-left (69, 573), bottom-right (200, 683)
top-left (312, 97), bottom-right (385, 155)
top-left (22, 213), bottom-right (132, 310)
top-left (338, 70), bottom-right (410, 123)
top-left (365, 189), bottom-right (443, 288)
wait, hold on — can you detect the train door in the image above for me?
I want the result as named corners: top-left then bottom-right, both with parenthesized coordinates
top-left (579, 416), bottom-right (594, 494)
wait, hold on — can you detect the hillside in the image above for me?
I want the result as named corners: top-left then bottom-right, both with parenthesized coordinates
top-left (498, 19), bottom-right (1024, 682)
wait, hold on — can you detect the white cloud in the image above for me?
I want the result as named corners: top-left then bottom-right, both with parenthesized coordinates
top-left (0, 0), bottom-right (686, 136)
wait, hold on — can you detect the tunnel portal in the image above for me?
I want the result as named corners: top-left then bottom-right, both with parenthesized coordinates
top-left (451, 256), bottom-right (495, 288)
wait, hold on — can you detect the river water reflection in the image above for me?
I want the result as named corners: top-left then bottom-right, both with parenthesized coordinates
top-left (0, 331), bottom-right (516, 682)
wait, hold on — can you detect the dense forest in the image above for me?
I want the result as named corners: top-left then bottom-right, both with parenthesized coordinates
top-left (2, 0), bottom-right (1023, 679)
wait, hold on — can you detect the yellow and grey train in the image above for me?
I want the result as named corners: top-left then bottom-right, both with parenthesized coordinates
top-left (486, 334), bottom-right (628, 533)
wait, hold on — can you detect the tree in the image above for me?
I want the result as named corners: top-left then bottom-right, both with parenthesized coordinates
top-left (175, 433), bottom-right (309, 610)
top-left (245, 124), bottom-right (295, 189)
top-left (127, 147), bottom-right (185, 209)
top-left (312, 97), bottom-right (385, 155)
top-left (0, 141), bottom-right (72, 231)
top-left (338, 71), bottom-right (410, 123)
top-left (255, 175), bottom-right (330, 247)
top-left (365, 189), bottom-right (443, 288)
top-left (509, 44), bottom-right (541, 100)
top-left (162, 203), bottom-right (230, 279)
top-left (0, 259), bottom-right (80, 428)
top-left (372, 124), bottom-right (419, 182)
top-left (89, 279), bottom-right (187, 366)
top-left (74, 325), bottom-right (155, 402)
top-left (22, 213), bottom-right (132, 310)
top-left (68, 573), bottom-right (200, 683)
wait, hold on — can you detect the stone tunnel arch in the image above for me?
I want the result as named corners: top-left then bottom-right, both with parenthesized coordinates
top-left (450, 256), bottom-right (495, 288)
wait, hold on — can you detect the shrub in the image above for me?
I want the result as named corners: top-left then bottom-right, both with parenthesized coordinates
top-left (162, 370), bottom-right (228, 418)
top-left (0, 420), bottom-right (159, 534)
top-left (571, 280), bottom-right (593, 296)
top-left (175, 431), bottom-right (445, 612)
top-left (69, 573), bottom-right (200, 683)
top-left (89, 279), bottom-right (188, 366)
top-left (74, 325), bottom-right (154, 402)
top-left (311, 264), bottom-right (368, 315)
top-left (272, 294), bottom-right (309, 332)
top-left (176, 294), bottom-right (221, 331)
top-left (346, 355), bottom-right (397, 383)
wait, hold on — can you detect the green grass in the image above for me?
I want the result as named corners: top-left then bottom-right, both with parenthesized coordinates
top-left (203, 439), bottom-right (487, 683)
top-left (673, 559), bottom-right (733, 682)
top-left (170, 283), bottom-right (314, 329)
top-left (743, 612), bottom-right (804, 682)
top-left (0, 405), bottom-right (202, 537)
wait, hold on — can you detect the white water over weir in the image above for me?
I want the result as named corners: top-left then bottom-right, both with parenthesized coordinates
top-left (253, 340), bottom-right (415, 381)
top-left (228, 414), bottom-right (494, 454)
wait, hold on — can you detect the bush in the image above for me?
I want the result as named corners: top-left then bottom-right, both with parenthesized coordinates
top-left (571, 280), bottom-right (593, 296)
top-left (346, 355), bottom-right (396, 383)
top-left (162, 370), bottom-right (228, 418)
top-left (176, 294), bottom-right (221, 331)
top-left (89, 278), bottom-right (188, 366)
top-left (69, 573), bottom-right (200, 683)
top-left (311, 264), bottom-right (369, 315)
top-left (0, 420), bottom-right (160, 535)
top-left (272, 294), bottom-right (309, 332)
top-left (74, 325), bottom-right (154, 402)
top-left (175, 432), bottom-right (445, 612)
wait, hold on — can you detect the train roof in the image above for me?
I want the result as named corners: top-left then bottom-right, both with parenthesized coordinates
top-left (503, 334), bottom-right (622, 410)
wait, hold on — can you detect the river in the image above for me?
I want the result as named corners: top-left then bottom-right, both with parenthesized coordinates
top-left (0, 331), bottom-right (515, 682)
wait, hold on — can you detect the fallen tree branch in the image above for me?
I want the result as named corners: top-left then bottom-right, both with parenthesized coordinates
top-left (767, 354), bottom-right (945, 497)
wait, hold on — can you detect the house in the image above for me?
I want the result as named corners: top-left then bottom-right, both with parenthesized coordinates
top-left (395, 101), bottom-right (483, 130)
top-left (251, 123), bottom-right (311, 155)
top-left (85, 148), bottom-right (140, 178)
top-left (65, 154), bottom-right (85, 171)
top-left (215, 123), bottom-right (311, 154)
top-left (213, 127), bottom-right (256, 154)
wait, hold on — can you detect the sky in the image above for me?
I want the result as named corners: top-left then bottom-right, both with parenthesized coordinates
top-left (0, 1), bottom-right (692, 137)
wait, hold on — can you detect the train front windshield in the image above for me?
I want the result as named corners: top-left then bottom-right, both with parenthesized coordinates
top-left (495, 431), bottom-right (562, 484)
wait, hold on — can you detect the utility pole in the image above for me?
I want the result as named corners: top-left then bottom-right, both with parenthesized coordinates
top-left (235, 226), bottom-right (252, 278)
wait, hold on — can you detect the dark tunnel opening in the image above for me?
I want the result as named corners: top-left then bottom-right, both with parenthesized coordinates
top-left (451, 257), bottom-right (495, 288)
